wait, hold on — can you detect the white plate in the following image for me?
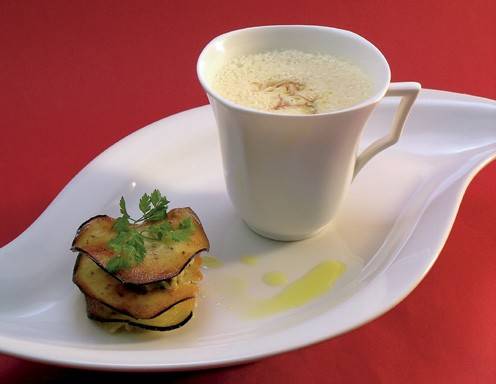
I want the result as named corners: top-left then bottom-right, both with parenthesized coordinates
top-left (0, 90), bottom-right (495, 371)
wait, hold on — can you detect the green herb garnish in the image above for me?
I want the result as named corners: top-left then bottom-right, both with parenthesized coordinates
top-left (106, 189), bottom-right (194, 273)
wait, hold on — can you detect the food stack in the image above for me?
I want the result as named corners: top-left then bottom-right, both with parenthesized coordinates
top-left (71, 207), bottom-right (209, 331)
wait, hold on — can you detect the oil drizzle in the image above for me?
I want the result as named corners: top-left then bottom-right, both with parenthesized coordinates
top-left (240, 255), bottom-right (258, 266)
top-left (202, 255), bottom-right (223, 269)
top-left (262, 271), bottom-right (288, 287)
top-left (250, 260), bottom-right (345, 317)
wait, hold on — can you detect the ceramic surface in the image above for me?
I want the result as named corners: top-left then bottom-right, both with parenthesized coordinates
top-left (0, 90), bottom-right (494, 371)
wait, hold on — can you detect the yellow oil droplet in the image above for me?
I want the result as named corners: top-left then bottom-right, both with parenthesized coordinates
top-left (250, 260), bottom-right (346, 317)
top-left (262, 271), bottom-right (288, 287)
top-left (240, 255), bottom-right (258, 266)
top-left (202, 255), bottom-right (223, 269)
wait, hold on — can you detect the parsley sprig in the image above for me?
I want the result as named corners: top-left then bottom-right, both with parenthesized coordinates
top-left (106, 189), bottom-right (194, 273)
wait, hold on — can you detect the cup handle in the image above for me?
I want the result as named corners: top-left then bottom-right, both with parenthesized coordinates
top-left (353, 82), bottom-right (421, 179)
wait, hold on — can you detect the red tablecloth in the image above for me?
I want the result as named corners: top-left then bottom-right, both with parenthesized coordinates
top-left (1, 1), bottom-right (495, 382)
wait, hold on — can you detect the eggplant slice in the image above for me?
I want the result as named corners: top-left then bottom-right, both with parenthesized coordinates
top-left (85, 295), bottom-right (195, 331)
top-left (72, 207), bottom-right (210, 284)
top-left (73, 253), bottom-right (202, 319)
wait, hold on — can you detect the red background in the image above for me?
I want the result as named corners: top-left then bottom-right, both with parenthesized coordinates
top-left (1, 0), bottom-right (495, 382)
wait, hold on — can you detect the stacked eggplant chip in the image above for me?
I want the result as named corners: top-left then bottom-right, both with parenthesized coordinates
top-left (71, 207), bottom-right (209, 332)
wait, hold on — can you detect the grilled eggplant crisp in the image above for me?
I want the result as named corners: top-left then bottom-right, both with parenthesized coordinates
top-left (71, 191), bottom-right (209, 332)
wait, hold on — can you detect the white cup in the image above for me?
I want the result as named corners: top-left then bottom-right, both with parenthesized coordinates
top-left (197, 25), bottom-right (420, 241)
